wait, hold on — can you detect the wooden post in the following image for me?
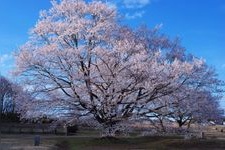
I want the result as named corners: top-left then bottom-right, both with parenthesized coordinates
top-left (34, 135), bottom-right (40, 146)
top-left (201, 132), bottom-right (204, 139)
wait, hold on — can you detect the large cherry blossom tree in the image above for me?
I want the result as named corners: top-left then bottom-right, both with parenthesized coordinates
top-left (15, 0), bottom-right (220, 136)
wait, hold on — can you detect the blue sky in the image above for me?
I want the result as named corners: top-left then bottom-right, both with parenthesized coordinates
top-left (0, 0), bottom-right (225, 109)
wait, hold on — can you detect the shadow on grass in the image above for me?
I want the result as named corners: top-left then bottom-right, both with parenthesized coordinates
top-left (55, 140), bottom-right (70, 150)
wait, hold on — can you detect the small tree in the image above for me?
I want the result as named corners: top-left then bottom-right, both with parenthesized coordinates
top-left (0, 76), bottom-right (34, 122)
top-left (137, 61), bottom-right (224, 132)
top-left (0, 76), bottom-right (13, 121)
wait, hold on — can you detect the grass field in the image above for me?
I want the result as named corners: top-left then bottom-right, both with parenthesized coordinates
top-left (1, 126), bottom-right (225, 150)
top-left (2, 134), bottom-right (224, 150)
top-left (55, 136), bottom-right (225, 150)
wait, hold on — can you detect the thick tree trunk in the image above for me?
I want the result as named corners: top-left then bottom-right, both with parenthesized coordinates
top-left (102, 124), bottom-right (116, 137)
top-left (177, 119), bottom-right (183, 128)
top-left (159, 118), bottom-right (166, 132)
top-left (100, 120), bottom-right (123, 137)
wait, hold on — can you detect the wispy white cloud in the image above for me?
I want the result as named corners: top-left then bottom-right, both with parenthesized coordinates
top-left (105, 0), bottom-right (151, 9)
top-left (0, 54), bottom-right (13, 66)
top-left (0, 53), bottom-right (14, 75)
top-left (105, 1), bottom-right (117, 9)
top-left (125, 11), bottom-right (146, 19)
top-left (104, 0), bottom-right (152, 19)
top-left (123, 0), bottom-right (151, 9)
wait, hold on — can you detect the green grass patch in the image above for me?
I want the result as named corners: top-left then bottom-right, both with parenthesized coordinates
top-left (55, 136), bottom-right (225, 150)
